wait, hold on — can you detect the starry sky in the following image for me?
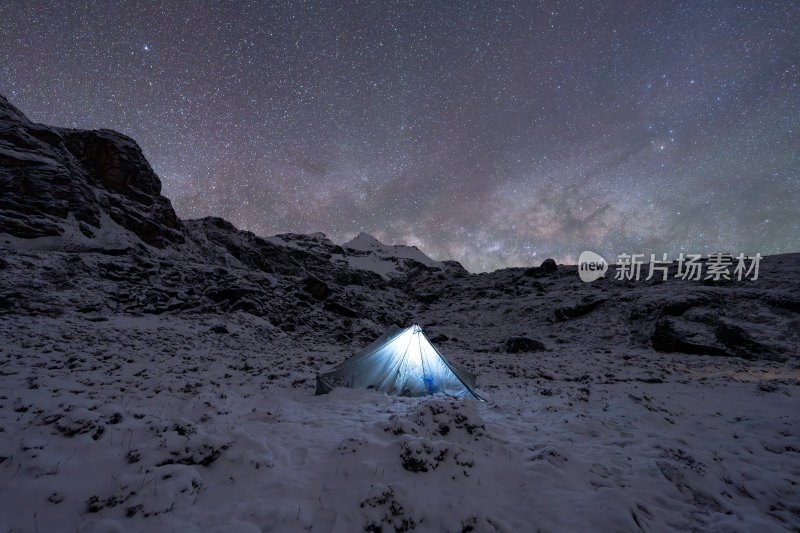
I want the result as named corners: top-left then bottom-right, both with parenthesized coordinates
top-left (1, 1), bottom-right (798, 271)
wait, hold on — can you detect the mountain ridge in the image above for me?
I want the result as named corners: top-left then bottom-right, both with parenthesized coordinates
top-left (1, 94), bottom-right (799, 361)
top-left (0, 94), bottom-right (463, 282)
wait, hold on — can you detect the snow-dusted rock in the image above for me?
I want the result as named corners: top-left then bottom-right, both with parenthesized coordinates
top-left (0, 95), bottom-right (182, 247)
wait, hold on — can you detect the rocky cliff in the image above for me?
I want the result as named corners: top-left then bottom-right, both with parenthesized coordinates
top-left (0, 95), bottom-right (182, 247)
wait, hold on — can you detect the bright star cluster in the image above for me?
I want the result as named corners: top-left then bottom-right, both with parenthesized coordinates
top-left (1, 1), bottom-right (798, 271)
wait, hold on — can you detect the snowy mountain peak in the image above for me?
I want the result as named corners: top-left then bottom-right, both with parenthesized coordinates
top-left (340, 232), bottom-right (445, 278)
top-left (343, 232), bottom-right (384, 250)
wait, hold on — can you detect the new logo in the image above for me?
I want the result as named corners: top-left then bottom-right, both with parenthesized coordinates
top-left (578, 250), bottom-right (608, 282)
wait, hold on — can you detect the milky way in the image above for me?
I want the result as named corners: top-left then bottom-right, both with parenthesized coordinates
top-left (1, 1), bottom-right (798, 271)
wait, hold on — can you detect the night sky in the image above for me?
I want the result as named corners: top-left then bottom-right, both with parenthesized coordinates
top-left (1, 1), bottom-right (798, 271)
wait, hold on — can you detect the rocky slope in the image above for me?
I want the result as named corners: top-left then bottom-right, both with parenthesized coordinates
top-left (2, 93), bottom-right (798, 361)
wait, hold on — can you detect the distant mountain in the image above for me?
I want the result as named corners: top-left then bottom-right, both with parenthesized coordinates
top-left (342, 232), bottom-right (445, 278)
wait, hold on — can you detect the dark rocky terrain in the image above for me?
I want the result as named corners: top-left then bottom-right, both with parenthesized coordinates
top-left (1, 95), bottom-right (799, 532)
top-left (3, 91), bottom-right (798, 361)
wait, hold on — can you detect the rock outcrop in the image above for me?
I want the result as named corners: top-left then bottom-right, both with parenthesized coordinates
top-left (0, 94), bottom-right (182, 247)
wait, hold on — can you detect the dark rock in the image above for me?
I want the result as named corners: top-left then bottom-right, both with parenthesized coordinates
top-left (715, 323), bottom-right (779, 359)
top-left (524, 258), bottom-right (558, 277)
top-left (205, 287), bottom-right (253, 305)
top-left (0, 213), bottom-right (64, 238)
top-left (766, 294), bottom-right (800, 314)
top-left (331, 269), bottom-right (386, 288)
top-left (506, 337), bottom-right (546, 353)
top-left (188, 217), bottom-right (301, 275)
top-left (416, 293), bottom-right (439, 304)
top-left (630, 293), bottom-right (715, 322)
top-left (230, 298), bottom-right (260, 314)
top-left (660, 295), bottom-right (714, 317)
top-left (652, 317), bottom-right (731, 357)
top-left (0, 291), bottom-right (21, 309)
top-left (324, 301), bottom-right (359, 318)
top-left (99, 247), bottom-right (132, 257)
top-left (294, 290), bottom-right (313, 302)
top-left (0, 94), bottom-right (31, 122)
top-left (400, 257), bottom-right (437, 275)
top-left (651, 300), bottom-right (786, 361)
top-left (540, 258), bottom-right (557, 273)
top-left (210, 324), bottom-right (229, 334)
top-left (555, 297), bottom-right (606, 321)
top-left (203, 216), bottom-right (237, 232)
top-left (78, 222), bottom-right (95, 238)
top-left (303, 277), bottom-right (332, 300)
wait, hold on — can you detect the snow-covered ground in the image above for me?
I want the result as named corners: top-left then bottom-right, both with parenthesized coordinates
top-left (1, 310), bottom-right (798, 532)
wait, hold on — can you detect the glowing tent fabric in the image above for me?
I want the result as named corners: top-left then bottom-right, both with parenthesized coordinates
top-left (315, 324), bottom-right (483, 400)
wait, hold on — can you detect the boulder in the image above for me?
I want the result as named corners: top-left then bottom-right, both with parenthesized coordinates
top-left (540, 258), bottom-right (557, 273)
top-left (505, 337), bottom-right (546, 353)
top-left (523, 258), bottom-right (557, 277)
top-left (651, 316), bottom-right (731, 357)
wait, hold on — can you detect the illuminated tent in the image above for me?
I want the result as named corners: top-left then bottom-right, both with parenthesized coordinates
top-left (315, 324), bottom-right (483, 400)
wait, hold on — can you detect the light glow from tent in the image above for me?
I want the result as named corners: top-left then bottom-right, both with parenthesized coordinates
top-left (316, 324), bottom-right (483, 400)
